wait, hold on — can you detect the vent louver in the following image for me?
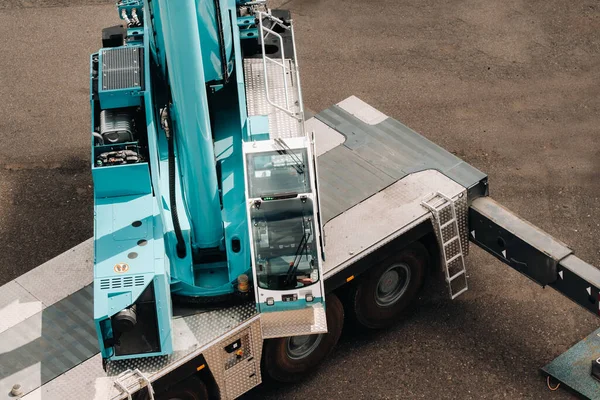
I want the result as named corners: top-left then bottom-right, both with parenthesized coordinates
top-left (99, 275), bottom-right (145, 290)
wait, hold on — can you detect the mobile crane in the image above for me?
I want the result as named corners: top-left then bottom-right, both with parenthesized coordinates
top-left (0, 0), bottom-right (599, 399)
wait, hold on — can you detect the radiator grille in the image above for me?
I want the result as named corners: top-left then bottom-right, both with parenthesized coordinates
top-left (101, 47), bottom-right (143, 90)
top-left (99, 275), bottom-right (145, 290)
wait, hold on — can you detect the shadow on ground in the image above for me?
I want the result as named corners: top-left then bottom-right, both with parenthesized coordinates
top-left (0, 158), bottom-right (93, 286)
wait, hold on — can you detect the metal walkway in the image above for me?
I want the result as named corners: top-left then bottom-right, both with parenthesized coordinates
top-left (315, 97), bottom-right (487, 223)
top-left (244, 58), bottom-right (303, 140)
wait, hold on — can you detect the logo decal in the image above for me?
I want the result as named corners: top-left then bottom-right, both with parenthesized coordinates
top-left (114, 263), bottom-right (129, 273)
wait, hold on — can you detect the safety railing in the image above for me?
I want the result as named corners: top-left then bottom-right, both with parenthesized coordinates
top-left (256, 11), bottom-right (305, 122)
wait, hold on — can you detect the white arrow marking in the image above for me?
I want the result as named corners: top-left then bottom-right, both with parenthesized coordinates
top-left (587, 287), bottom-right (592, 296)
top-left (559, 271), bottom-right (564, 280)
top-left (471, 230), bottom-right (476, 238)
top-left (502, 250), bottom-right (506, 258)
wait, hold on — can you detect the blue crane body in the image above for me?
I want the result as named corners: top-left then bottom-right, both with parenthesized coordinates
top-left (92, 0), bottom-right (326, 360)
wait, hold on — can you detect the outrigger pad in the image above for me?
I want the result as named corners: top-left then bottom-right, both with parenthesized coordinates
top-left (542, 327), bottom-right (600, 399)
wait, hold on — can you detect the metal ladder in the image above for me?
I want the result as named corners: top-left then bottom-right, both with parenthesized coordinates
top-left (114, 369), bottom-right (155, 400)
top-left (422, 192), bottom-right (468, 299)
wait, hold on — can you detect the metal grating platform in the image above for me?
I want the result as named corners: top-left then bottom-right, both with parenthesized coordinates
top-left (105, 304), bottom-right (258, 378)
top-left (243, 58), bottom-right (303, 139)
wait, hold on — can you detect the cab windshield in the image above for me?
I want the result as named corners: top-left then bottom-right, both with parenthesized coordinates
top-left (251, 198), bottom-right (319, 290)
top-left (246, 149), bottom-right (311, 198)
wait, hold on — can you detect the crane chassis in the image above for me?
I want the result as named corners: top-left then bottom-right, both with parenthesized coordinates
top-left (1, 0), bottom-right (599, 399)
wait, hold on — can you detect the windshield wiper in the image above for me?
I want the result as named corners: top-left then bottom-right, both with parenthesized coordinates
top-left (274, 138), bottom-right (304, 174)
top-left (284, 231), bottom-right (311, 286)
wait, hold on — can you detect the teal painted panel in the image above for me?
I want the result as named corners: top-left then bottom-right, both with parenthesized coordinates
top-left (249, 115), bottom-right (270, 141)
top-left (92, 163), bottom-right (151, 198)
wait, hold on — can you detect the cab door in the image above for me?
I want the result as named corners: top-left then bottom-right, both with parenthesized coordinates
top-left (243, 137), bottom-right (327, 338)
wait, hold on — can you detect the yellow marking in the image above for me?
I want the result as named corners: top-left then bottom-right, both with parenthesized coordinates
top-left (197, 364), bottom-right (206, 371)
top-left (346, 275), bottom-right (355, 282)
top-left (114, 263), bottom-right (130, 273)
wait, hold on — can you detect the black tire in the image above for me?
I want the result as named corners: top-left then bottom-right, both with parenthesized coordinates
top-left (262, 293), bottom-right (344, 383)
top-left (155, 375), bottom-right (209, 400)
top-left (350, 241), bottom-right (428, 329)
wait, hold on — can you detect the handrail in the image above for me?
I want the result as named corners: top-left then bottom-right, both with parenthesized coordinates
top-left (256, 11), bottom-right (303, 122)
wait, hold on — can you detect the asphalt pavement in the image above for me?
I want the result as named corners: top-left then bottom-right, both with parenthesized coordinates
top-left (0, 0), bottom-right (599, 399)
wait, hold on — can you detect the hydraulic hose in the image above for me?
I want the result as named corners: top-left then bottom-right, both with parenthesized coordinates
top-left (213, 0), bottom-right (230, 84)
top-left (162, 108), bottom-right (187, 258)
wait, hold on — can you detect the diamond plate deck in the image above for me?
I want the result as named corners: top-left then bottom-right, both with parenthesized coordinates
top-left (243, 58), bottom-right (303, 139)
top-left (203, 320), bottom-right (263, 400)
top-left (260, 303), bottom-right (327, 339)
top-left (0, 240), bottom-right (259, 400)
top-left (105, 304), bottom-right (257, 376)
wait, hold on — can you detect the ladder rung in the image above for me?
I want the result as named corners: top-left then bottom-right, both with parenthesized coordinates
top-left (446, 253), bottom-right (463, 264)
top-left (443, 236), bottom-right (459, 246)
top-left (422, 193), bottom-right (439, 204)
top-left (423, 192), bottom-right (456, 210)
top-left (447, 270), bottom-right (466, 282)
top-left (431, 204), bottom-right (451, 214)
top-left (433, 202), bottom-right (451, 212)
top-left (440, 219), bottom-right (456, 229)
top-left (450, 286), bottom-right (468, 300)
top-left (423, 196), bottom-right (449, 209)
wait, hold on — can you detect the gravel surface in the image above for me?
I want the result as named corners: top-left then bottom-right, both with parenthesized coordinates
top-left (0, 0), bottom-right (598, 398)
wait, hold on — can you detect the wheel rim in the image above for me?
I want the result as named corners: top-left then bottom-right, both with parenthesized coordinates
top-left (285, 334), bottom-right (323, 360)
top-left (375, 263), bottom-right (411, 307)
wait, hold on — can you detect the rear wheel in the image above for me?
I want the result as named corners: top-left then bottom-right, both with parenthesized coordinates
top-left (350, 241), bottom-right (428, 329)
top-left (155, 375), bottom-right (208, 400)
top-left (262, 293), bottom-right (344, 382)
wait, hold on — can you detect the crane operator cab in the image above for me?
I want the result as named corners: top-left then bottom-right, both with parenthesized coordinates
top-left (243, 136), bottom-right (328, 338)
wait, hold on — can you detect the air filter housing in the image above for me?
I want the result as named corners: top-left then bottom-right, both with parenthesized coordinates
top-left (100, 109), bottom-right (134, 143)
top-left (98, 46), bottom-right (144, 109)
